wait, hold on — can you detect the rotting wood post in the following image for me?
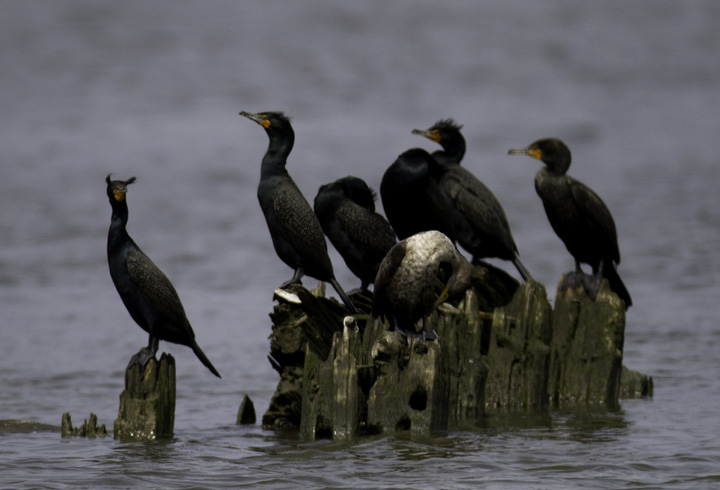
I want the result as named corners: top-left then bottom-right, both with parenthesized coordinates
top-left (366, 329), bottom-right (449, 435)
top-left (300, 317), bottom-right (365, 440)
top-left (548, 277), bottom-right (626, 409)
top-left (114, 353), bottom-right (175, 441)
top-left (484, 280), bottom-right (553, 415)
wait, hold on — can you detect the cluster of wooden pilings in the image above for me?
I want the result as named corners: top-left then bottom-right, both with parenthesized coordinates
top-left (63, 263), bottom-right (651, 441)
top-left (262, 263), bottom-right (652, 440)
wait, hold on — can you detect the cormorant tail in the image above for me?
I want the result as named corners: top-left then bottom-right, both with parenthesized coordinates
top-left (330, 278), bottom-right (358, 314)
top-left (512, 257), bottom-right (533, 282)
top-left (603, 262), bottom-right (632, 309)
top-left (191, 341), bottom-right (222, 378)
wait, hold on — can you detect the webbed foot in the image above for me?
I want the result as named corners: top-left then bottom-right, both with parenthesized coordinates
top-left (127, 347), bottom-right (156, 371)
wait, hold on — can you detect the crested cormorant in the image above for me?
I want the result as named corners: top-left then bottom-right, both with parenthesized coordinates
top-left (412, 119), bottom-right (531, 281)
top-left (373, 230), bottom-right (471, 340)
top-left (508, 138), bottom-right (632, 308)
top-left (105, 175), bottom-right (221, 378)
top-left (239, 111), bottom-right (357, 313)
top-left (380, 148), bottom-right (456, 242)
top-left (314, 176), bottom-right (397, 292)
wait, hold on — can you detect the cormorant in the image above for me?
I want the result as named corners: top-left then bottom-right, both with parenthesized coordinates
top-left (314, 176), bottom-right (397, 292)
top-left (380, 148), bottom-right (456, 242)
top-left (508, 138), bottom-right (632, 308)
top-left (373, 230), bottom-right (472, 340)
top-left (239, 111), bottom-right (357, 313)
top-left (412, 119), bottom-right (531, 281)
top-left (105, 175), bottom-right (221, 378)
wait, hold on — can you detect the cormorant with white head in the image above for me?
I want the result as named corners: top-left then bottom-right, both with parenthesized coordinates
top-left (412, 119), bottom-right (531, 281)
top-left (240, 111), bottom-right (357, 313)
top-left (373, 230), bottom-right (472, 340)
top-left (105, 175), bottom-right (221, 377)
top-left (508, 138), bottom-right (631, 308)
top-left (314, 176), bottom-right (397, 292)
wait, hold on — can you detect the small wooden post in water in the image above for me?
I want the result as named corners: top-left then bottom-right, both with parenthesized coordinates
top-left (114, 353), bottom-right (176, 441)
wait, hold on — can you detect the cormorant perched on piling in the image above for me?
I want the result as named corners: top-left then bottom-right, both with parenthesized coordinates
top-left (380, 148), bottom-right (456, 242)
top-left (105, 175), bottom-right (221, 378)
top-left (373, 230), bottom-right (471, 340)
top-left (239, 111), bottom-right (357, 313)
top-left (314, 176), bottom-right (397, 292)
top-left (508, 138), bottom-right (632, 308)
top-left (412, 119), bottom-right (531, 281)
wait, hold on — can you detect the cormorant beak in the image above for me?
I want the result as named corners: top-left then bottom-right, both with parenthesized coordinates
top-left (240, 111), bottom-right (270, 129)
top-left (412, 128), bottom-right (442, 143)
top-left (508, 147), bottom-right (542, 160)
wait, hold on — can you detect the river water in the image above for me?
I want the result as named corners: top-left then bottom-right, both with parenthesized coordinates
top-left (1, 1), bottom-right (719, 488)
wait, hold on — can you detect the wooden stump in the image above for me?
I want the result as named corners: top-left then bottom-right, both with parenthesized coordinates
top-left (548, 277), bottom-right (626, 409)
top-left (114, 353), bottom-right (175, 441)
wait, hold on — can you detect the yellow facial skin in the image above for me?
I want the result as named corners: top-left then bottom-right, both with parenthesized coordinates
top-left (526, 147), bottom-right (542, 160)
top-left (112, 187), bottom-right (127, 202)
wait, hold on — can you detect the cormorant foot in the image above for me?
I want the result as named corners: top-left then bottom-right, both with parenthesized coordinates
top-left (558, 270), bottom-right (585, 291)
top-left (279, 278), bottom-right (303, 289)
top-left (127, 347), bottom-right (156, 372)
top-left (583, 273), bottom-right (602, 301)
top-left (559, 271), bottom-right (601, 301)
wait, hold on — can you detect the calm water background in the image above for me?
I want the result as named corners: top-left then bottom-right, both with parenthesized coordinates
top-left (1, 1), bottom-right (719, 488)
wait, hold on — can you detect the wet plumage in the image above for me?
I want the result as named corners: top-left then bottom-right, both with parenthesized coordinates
top-left (314, 176), bottom-right (397, 292)
top-left (240, 111), bottom-right (357, 313)
top-left (413, 119), bottom-right (531, 281)
top-left (105, 175), bottom-right (221, 378)
top-left (508, 138), bottom-right (632, 308)
top-left (373, 230), bottom-right (472, 340)
top-left (379, 148), bottom-right (456, 242)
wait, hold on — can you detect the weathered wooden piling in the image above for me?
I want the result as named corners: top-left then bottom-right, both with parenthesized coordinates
top-left (548, 276), bottom-right (626, 409)
top-left (61, 412), bottom-right (108, 438)
top-left (237, 394), bottom-right (257, 425)
top-left (113, 353), bottom-right (176, 441)
top-left (262, 263), bottom-right (653, 440)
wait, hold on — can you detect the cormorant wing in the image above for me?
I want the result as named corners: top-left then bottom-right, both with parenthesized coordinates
top-left (372, 241), bottom-right (406, 318)
top-left (273, 184), bottom-right (331, 267)
top-left (126, 249), bottom-right (189, 325)
top-left (336, 203), bottom-right (396, 260)
top-left (442, 167), bottom-right (516, 251)
top-left (569, 179), bottom-right (621, 263)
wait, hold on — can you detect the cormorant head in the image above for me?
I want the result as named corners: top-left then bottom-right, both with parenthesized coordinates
top-left (508, 138), bottom-right (571, 174)
top-left (336, 176), bottom-right (376, 211)
top-left (412, 118), bottom-right (466, 158)
top-left (106, 174), bottom-right (136, 203)
top-left (315, 176), bottom-right (376, 213)
top-left (239, 111), bottom-right (293, 138)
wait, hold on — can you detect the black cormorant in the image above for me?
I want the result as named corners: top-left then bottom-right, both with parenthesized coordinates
top-left (413, 119), bottom-right (531, 281)
top-left (412, 118), bottom-right (466, 165)
top-left (373, 230), bottom-right (472, 340)
top-left (508, 138), bottom-right (632, 308)
top-left (314, 176), bottom-right (397, 292)
top-left (379, 148), bottom-right (456, 242)
top-left (105, 175), bottom-right (221, 378)
top-left (239, 111), bottom-right (357, 313)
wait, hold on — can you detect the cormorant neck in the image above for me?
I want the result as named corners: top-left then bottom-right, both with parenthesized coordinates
top-left (435, 134), bottom-right (466, 164)
top-left (108, 200), bottom-right (130, 249)
top-left (260, 131), bottom-right (294, 177)
top-left (544, 159), bottom-right (570, 176)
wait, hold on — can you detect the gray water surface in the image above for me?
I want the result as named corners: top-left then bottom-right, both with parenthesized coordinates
top-left (1, 1), bottom-right (719, 488)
